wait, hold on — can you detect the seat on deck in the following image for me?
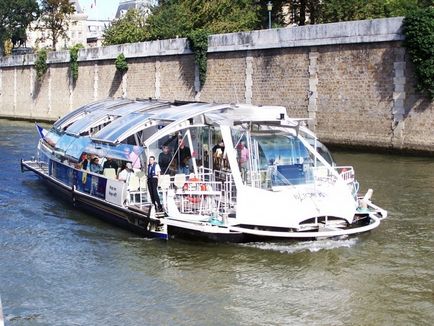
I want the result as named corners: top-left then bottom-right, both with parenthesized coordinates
top-left (103, 168), bottom-right (117, 179)
top-left (174, 173), bottom-right (186, 190)
top-left (135, 171), bottom-right (147, 190)
top-left (128, 173), bottom-right (141, 204)
top-left (158, 174), bottom-right (171, 190)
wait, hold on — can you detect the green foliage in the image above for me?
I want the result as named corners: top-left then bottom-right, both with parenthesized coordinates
top-left (69, 44), bottom-right (83, 82)
top-left (115, 53), bottom-right (128, 73)
top-left (319, 0), bottom-right (431, 23)
top-left (145, 1), bottom-right (193, 40)
top-left (103, 9), bottom-right (149, 45)
top-left (38, 0), bottom-right (75, 50)
top-left (0, 0), bottom-right (40, 53)
top-left (403, 7), bottom-right (434, 100)
top-left (188, 29), bottom-right (209, 88)
top-left (35, 48), bottom-right (48, 81)
top-left (146, 0), bottom-right (261, 40)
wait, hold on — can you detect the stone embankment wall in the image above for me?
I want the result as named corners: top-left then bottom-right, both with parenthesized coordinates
top-left (0, 17), bottom-right (432, 154)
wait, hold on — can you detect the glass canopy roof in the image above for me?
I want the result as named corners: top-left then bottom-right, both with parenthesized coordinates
top-left (64, 100), bottom-right (163, 136)
top-left (52, 98), bottom-right (295, 147)
top-left (53, 98), bottom-right (131, 131)
top-left (92, 102), bottom-right (222, 144)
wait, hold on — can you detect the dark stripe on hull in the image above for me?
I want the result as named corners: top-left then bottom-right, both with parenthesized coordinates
top-left (23, 162), bottom-right (167, 240)
top-left (167, 225), bottom-right (245, 243)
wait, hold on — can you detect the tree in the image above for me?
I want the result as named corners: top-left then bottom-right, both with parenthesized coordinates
top-left (103, 9), bottom-right (149, 46)
top-left (146, 0), bottom-right (263, 40)
top-left (403, 7), bottom-right (434, 99)
top-left (318, 0), bottom-right (432, 23)
top-left (0, 0), bottom-right (39, 55)
top-left (38, 0), bottom-right (75, 50)
top-left (285, 0), bottom-right (322, 25)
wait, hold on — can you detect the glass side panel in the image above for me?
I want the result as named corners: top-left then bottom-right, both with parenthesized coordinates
top-left (65, 137), bottom-right (92, 160)
top-left (253, 135), bottom-right (309, 167)
top-left (53, 134), bottom-right (81, 159)
top-left (252, 135), bottom-right (312, 186)
top-left (44, 128), bottom-right (61, 147)
top-left (82, 143), bottom-right (144, 167)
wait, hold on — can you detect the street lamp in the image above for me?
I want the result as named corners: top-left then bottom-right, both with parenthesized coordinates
top-left (267, 1), bottom-right (273, 29)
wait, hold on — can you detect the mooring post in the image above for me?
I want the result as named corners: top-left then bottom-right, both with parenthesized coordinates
top-left (0, 295), bottom-right (4, 326)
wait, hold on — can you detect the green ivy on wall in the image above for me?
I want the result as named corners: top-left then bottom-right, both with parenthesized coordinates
top-left (69, 44), bottom-right (84, 82)
top-left (403, 7), bottom-right (434, 100)
top-left (35, 49), bottom-right (48, 81)
top-left (115, 53), bottom-right (128, 73)
top-left (188, 29), bottom-right (209, 89)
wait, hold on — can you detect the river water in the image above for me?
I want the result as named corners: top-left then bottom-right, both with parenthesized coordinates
top-left (0, 119), bottom-right (433, 326)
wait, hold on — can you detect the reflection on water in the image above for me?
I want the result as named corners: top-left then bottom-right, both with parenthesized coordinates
top-left (0, 119), bottom-right (433, 325)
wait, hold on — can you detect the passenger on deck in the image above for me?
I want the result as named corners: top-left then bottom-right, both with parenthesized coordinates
top-left (176, 139), bottom-right (191, 174)
top-left (158, 145), bottom-right (172, 175)
top-left (147, 156), bottom-right (163, 212)
top-left (129, 146), bottom-right (142, 169)
top-left (103, 157), bottom-right (119, 174)
top-left (212, 139), bottom-right (225, 155)
top-left (78, 153), bottom-right (90, 170)
top-left (118, 162), bottom-right (134, 182)
top-left (89, 157), bottom-right (102, 174)
top-left (238, 141), bottom-right (249, 180)
top-left (212, 140), bottom-right (225, 170)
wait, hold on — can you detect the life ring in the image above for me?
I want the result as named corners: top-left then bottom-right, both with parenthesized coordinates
top-left (185, 176), bottom-right (205, 204)
top-left (187, 195), bottom-right (201, 204)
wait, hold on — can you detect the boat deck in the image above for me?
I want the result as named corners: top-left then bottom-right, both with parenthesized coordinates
top-left (22, 160), bottom-right (49, 175)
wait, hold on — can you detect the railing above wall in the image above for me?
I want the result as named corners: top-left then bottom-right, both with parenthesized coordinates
top-left (208, 17), bottom-right (404, 52)
top-left (0, 17), bottom-right (404, 68)
top-left (0, 38), bottom-right (192, 67)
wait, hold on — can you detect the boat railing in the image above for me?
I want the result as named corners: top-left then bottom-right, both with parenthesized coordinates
top-left (172, 179), bottom-right (223, 215)
top-left (335, 166), bottom-right (355, 184)
top-left (47, 159), bottom-right (237, 215)
top-left (310, 165), bottom-right (357, 193)
top-left (212, 169), bottom-right (236, 212)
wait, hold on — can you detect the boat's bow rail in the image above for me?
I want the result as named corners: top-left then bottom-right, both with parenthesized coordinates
top-left (21, 159), bottom-right (49, 175)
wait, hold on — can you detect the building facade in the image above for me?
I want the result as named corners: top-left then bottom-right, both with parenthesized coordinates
top-left (115, 0), bottom-right (158, 18)
top-left (26, 0), bottom-right (110, 50)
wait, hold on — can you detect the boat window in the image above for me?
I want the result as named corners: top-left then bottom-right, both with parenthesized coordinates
top-left (253, 135), bottom-right (309, 168)
top-left (54, 134), bottom-right (84, 160)
top-left (65, 137), bottom-right (91, 160)
top-left (316, 142), bottom-right (335, 166)
top-left (83, 143), bottom-right (144, 166)
top-left (44, 128), bottom-right (61, 148)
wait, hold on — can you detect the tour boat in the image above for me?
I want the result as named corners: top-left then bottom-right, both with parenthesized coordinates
top-left (21, 98), bottom-right (387, 242)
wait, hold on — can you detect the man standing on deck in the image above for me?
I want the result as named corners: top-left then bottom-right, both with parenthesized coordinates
top-left (158, 145), bottom-right (172, 175)
top-left (147, 156), bottom-right (163, 212)
top-left (176, 139), bottom-right (191, 174)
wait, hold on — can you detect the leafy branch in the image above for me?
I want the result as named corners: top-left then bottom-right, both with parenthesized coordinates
top-left (35, 48), bottom-right (48, 81)
top-left (115, 53), bottom-right (128, 73)
top-left (188, 29), bottom-right (209, 89)
top-left (403, 7), bottom-right (434, 100)
top-left (69, 44), bottom-right (83, 82)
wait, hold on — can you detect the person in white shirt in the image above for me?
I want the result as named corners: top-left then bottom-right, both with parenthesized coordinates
top-left (118, 162), bottom-right (133, 182)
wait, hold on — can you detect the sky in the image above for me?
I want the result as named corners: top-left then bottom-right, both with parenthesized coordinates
top-left (79, 0), bottom-right (119, 20)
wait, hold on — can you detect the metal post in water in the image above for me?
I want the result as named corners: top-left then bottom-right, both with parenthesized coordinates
top-left (0, 295), bottom-right (4, 326)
